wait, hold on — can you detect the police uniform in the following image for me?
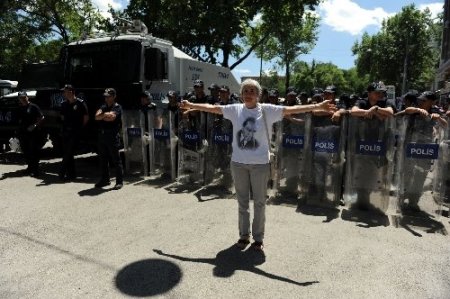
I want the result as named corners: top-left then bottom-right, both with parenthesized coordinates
top-left (182, 82), bottom-right (207, 151)
top-left (59, 97), bottom-right (88, 179)
top-left (141, 102), bottom-right (157, 132)
top-left (402, 92), bottom-right (443, 210)
top-left (282, 88), bottom-right (303, 193)
top-left (96, 101), bottom-right (124, 187)
top-left (18, 97), bottom-right (44, 176)
top-left (352, 96), bottom-right (395, 211)
top-left (355, 97), bottom-right (397, 113)
top-left (207, 83), bottom-right (220, 105)
top-left (204, 87), bottom-right (234, 187)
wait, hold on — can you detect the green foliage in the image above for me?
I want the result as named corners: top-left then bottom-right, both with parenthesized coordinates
top-left (0, 0), bottom-right (104, 79)
top-left (117, 0), bottom-right (320, 69)
top-left (353, 4), bottom-right (442, 94)
top-left (245, 3), bottom-right (320, 90)
top-left (115, 0), bottom-right (259, 66)
top-left (289, 61), bottom-right (369, 96)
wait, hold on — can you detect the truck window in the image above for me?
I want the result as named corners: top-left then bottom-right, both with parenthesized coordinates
top-left (66, 41), bottom-right (141, 87)
top-left (144, 48), bottom-right (168, 80)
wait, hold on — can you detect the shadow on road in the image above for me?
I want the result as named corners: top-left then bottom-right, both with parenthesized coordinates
top-left (267, 191), bottom-right (299, 208)
top-left (164, 182), bottom-right (202, 194)
top-left (340, 208), bottom-right (390, 228)
top-left (134, 175), bottom-right (174, 189)
top-left (194, 185), bottom-right (234, 202)
top-left (153, 246), bottom-right (319, 287)
top-left (115, 259), bottom-right (182, 297)
top-left (391, 209), bottom-right (448, 237)
top-left (0, 168), bottom-right (29, 180)
top-left (296, 204), bottom-right (340, 223)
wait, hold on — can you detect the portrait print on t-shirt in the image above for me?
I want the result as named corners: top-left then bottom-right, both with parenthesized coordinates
top-left (237, 117), bottom-right (259, 150)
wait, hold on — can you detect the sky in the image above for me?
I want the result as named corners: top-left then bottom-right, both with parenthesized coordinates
top-left (91, 0), bottom-right (444, 80)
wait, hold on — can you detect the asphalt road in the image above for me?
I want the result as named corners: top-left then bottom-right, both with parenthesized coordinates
top-left (0, 152), bottom-right (449, 299)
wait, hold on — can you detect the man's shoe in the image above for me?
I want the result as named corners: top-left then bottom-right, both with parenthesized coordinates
top-left (114, 183), bottom-right (123, 190)
top-left (95, 180), bottom-right (110, 188)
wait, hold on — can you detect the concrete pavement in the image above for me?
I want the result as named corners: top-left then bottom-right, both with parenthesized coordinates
top-left (0, 152), bottom-right (449, 298)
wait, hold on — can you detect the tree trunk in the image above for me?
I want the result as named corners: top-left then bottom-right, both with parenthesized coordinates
top-left (285, 58), bottom-right (290, 92)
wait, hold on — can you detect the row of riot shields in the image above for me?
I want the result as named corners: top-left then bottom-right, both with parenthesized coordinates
top-left (274, 113), bottom-right (346, 208)
top-left (121, 109), bottom-right (232, 191)
top-left (273, 113), bottom-right (448, 219)
top-left (122, 108), bottom-right (449, 218)
top-left (122, 109), bottom-right (177, 180)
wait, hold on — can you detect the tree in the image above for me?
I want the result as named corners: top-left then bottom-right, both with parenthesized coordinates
top-left (0, 0), bottom-right (104, 79)
top-left (112, 0), bottom-right (320, 69)
top-left (352, 4), bottom-right (442, 94)
top-left (249, 9), bottom-right (319, 91)
top-left (288, 60), bottom-right (369, 96)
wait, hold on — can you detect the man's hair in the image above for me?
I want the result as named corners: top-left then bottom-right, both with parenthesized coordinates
top-left (242, 117), bottom-right (256, 128)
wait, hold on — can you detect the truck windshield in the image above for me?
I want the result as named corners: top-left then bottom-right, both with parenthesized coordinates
top-left (18, 63), bottom-right (61, 90)
top-left (66, 41), bottom-right (141, 87)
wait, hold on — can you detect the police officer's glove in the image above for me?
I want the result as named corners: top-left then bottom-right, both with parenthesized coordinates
top-left (170, 136), bottom-right (178, 149)
top-left (142, 133), bottom-right (150, 145)
top-left (27, 124), bottom-right (36, 132)
top-left (198, 139), bottom-right (209, 154)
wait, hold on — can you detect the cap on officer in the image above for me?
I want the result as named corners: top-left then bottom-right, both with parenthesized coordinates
top-left (339, 93), bottom-right (350, 102)
top-left (141, 90), bottom-right (153, 100)
top-left (103, 88), bottom-right (116, 97)
top-left (367, 81), bottom-right (387, 92)
top-left (324, 85), bottom-right (337, 94)
top-left (418, 91), bottom-right (436, 102)
top-left (311, 87), bottom-right (324, 97)
top-left (268, 88), bottom-right (279, 97)
top-left (167, 90), bottom-right (178, 97)
top-left (286, 86), bottom-right (297, 96)
top-left (219, 85), bottom-right (230, 92)
top-left (403, 90), bottom-right (418, 102)
top-left (350, 94), bottom-right (360, 101)
top-left (208, 83), bottom-right (220, 90)
top-left (18, 91), bottom-right (27, 98)
top-left (61, 84), bottom-right (75, 92)
top-left (193, 80), bottom-right (204, 87)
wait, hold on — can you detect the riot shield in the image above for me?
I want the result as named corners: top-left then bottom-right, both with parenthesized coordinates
top-left (148, 108), bottom-right (177, 181)
top-left (343, 116), bottom-right (395, 213)
top-left (177, 111), bottom-right (207, 184)
top-left (122, 110), bottom-right (147, 176)
top-left (204, 113), bottom-right (233, 190)
top-left (302, 114), bottom-right (347, 207)
top-left (275, 114), bottom-right (310, 196)
top-left (391, 115), bottom-right (410, 197)
top-left (397, 114), bottom-right (446, 218)
top-left (434, 140), bottom-right (450, 211)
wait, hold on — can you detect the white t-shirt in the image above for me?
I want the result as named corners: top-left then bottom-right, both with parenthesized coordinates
top-left (221, 103), bottom-right (284, 164)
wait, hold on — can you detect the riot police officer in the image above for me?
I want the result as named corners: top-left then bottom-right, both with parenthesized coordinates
top-left (268, 88), bottom-right (280, 105)
top-left (94, 88), bottom-right (124, 189)
top-left (351, 82), bottom-right (396, 118)
top-left (189, 80), bottom-right (208, 103)
top-left (347, 82), bottom-right (396, 211)
top-left (58, 84), bottom-right (88, 180)
top-left (401, 91), bottom-right (447, 211)
top-left (17, 91), bottom-right (44, 177)
top-left (207, 83), bottom-right (220, 104)
top-left (140, 91), bottom-right (159, 129)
